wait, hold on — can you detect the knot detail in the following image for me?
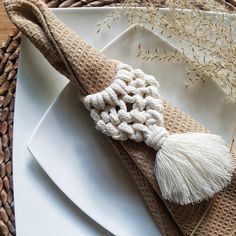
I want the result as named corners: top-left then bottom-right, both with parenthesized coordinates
top-left (146, 127), bottom-right (169, 150)
top-left (84, 63), bottom-right (168, 149)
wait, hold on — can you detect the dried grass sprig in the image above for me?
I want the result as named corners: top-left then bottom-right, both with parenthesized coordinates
top-left (138, 45), bottom-right (236, 102)
top-left (97, 0), bottom-right (236, 102)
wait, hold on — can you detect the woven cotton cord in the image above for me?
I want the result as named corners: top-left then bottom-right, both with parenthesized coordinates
top-left (84, 63), bottom-right (233, 205)
top-left (84, 63), bottom-right (169, 150)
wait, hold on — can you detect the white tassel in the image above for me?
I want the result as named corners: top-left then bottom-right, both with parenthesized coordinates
top-left (155, 132), bottom-right (234, 205)
top-left (84, 63), bottom-right (234, 205)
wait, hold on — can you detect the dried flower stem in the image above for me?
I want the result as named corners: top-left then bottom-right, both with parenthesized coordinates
top-left (230, 117), bottom-right (236, 151)
top-left (98, 0), bottom-right (236, 102)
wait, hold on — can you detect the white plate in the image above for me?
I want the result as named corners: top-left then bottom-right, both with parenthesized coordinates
top-left (28, 23), bottom-right (236, 235)
top-left (15, 8), bottom-right (236, 236)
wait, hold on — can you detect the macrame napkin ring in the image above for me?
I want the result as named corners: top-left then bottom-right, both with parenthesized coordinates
top-left (84, 63), bottom-right (234, 205)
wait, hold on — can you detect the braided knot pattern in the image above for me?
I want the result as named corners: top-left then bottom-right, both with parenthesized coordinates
top-left (84, 63), bottom-right (169, 150)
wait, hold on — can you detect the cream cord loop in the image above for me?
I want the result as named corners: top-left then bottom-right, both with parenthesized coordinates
top-left (84, 63), bottom-right (169, 149)
top-left (84, 63), bottom-right (233, 205)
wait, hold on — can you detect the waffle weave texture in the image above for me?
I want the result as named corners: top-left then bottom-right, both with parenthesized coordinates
top-left (4, 0), bottom-right (116, 94)
top-left (4, 0), bottom-right (236, 235)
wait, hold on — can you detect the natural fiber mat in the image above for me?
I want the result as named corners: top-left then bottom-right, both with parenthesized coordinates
top-left (0, 0), bottom-right (236, 235)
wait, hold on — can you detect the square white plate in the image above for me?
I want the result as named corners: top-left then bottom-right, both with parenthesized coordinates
top-left (28, 23), bottom-right (236, 236)
top-left (15, 8), bottom-right (236, 236)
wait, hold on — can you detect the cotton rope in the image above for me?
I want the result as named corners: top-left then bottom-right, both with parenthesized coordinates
top-left (84, 63), bottom-right (167, 149)
top-left (84, 63), bottom-right (234, 205)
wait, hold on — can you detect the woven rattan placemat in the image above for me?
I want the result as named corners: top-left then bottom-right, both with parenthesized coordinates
top-left (0, 0), bottom-right (236, 235)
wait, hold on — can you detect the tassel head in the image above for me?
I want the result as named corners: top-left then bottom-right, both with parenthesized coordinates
top-left (155, 132), bottom-right (234, 205)
top-left (84, 63), bottom-right (234, 205)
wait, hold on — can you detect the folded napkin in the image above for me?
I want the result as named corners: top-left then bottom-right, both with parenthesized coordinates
top-left (4, 0), bottom-right (236, 235)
